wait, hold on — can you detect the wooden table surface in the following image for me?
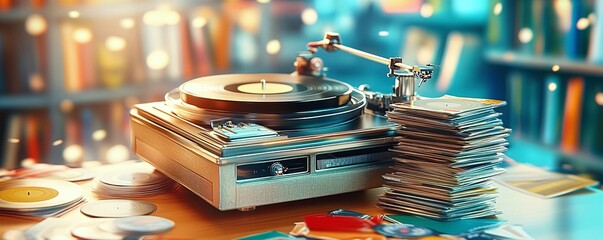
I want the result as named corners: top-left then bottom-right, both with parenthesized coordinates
top-left (2, 173), bottom-right (603, 239)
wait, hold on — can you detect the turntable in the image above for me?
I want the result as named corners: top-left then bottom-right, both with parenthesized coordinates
top-left (130, 33), bottom-right (435, 210)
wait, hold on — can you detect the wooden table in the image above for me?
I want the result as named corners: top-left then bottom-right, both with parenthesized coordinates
top-left (2, 175), bottom-right (603, 239)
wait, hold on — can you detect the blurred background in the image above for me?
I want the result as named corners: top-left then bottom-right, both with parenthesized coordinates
top-left (0, 0), bottom-right (601, 183)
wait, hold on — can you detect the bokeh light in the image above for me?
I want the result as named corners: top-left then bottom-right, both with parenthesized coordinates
top-left (493, 2), bottom-right (503, 16)
top-left (25, 14), bottom-right (47, 36)
top-left (146, 50), bottom-right (170, 70)
top-left (73, 27), bottom-right (93, 44)
top-left (301, 8), bottom-right (318, 25)
top-left (106, 36), bottom-right (127, 52)
top-left (106, 144), bottom-right (130, 164)
top-left (548, 82), bottom-right (558, 92)
top-left (63, 144), bottom-right (84, 164)
top-left (518, 28), bottom-right (533, 43)
top-left (266, 39), bottom-right (281, 55)
top-left (92, 129), bottom-right (107, 141)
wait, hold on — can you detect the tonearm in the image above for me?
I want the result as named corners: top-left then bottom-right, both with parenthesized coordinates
top-left (296, 32), bottom-right (436, 112)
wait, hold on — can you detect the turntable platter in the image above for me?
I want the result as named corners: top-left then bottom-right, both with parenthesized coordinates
top-left (179, 74), bottom-right (353, 113)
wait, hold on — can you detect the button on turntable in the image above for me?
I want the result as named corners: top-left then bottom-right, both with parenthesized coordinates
top-left (269, 162), bottom-right (287, 176)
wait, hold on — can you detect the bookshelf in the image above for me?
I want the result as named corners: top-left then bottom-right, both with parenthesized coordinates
top-left (0, 0), bottom-right (205, 167)
top-left (484, 0), bottom-right (603, 180)
top-left (1, 0), bottom-right (496, 167)
top-left (485, 49), bottom-right (603, 76)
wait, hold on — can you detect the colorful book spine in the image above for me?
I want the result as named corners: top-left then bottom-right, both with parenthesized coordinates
top-left (541, 75), bottom-right (564, 146)
top-left (564, 0), bottom-right (594, 59)
top-left (560, 77), bottom-right (585, 153)
top-left (516, 0), bottom-right (534, 53)
top-left (60, 22), bottom-right (83, 92)
top-left (542, 0), bottom-right (563, 56)
top-left (507, 71), bottom-right (524, 137)
top-left (588, 0), bottom-right (603, 63)
top-left (25, 113), bottom-right (40, 162)
top-left (189, 9), bottom-right (214, 76)
top-left (580, 79), bottom-right (603, 155)
top-left (210, 12), bottom-right (232, 72)
top-left (0, 31), bottom-right (4, 94)
top-left (2, 113), bottom-right (23, 169)
top-left (524, 73), bottom-right (543, 141)
top-left (179, 18), bottom-right (195, 80)
top-left (486, 0), bottom-right (515, 51)
top-left (165, 14), bottom-right (183, 81)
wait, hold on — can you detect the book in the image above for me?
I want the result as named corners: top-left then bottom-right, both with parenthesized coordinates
top-left (400, 27), bottom-right (441, 97)
top-left (164, 10), bottom-right (183, 81)
top-left (563, 0), bottom-right (594, 59)
top-left (588, 0), bottom-right (603, 63)
top-left (0, 22), bottom-right (23, 94)
top-left (179, 17), bottom-right (195, 80)
top-left (437, 32), bottom-right (488, 98)
top-left (541, 75), bottom-right (565, 146)
top-left (543, 0), bottom-right (563, 56)
top-left (25, 112), bottom-right (41, 163)
top-left (531, 0), bottom-right (545, 55)
top-left (522, 73), bottom-right (543, 141)
top-left (141, 10), bottom-right (167, 82)
top-left (60, 21), bottom-right (83, 92)
top-left (209, 11), bottom-right (232, 72)
top-left (189, 7), bottom-right (214, 77)
top-left (2, 113), bottom-right (23, 170)
top-left (0, 31), bottom-right (4, 94)
top-left (560, 77), bottom-right (585, 153)
top-left (580, 79), bottom-right (603, 155)
top-left (507, 71), bottom-right (524, 137)
top-left (515, 0), bottom-right (533, 53)
top-left (486, 0), bottom-right (516, 51)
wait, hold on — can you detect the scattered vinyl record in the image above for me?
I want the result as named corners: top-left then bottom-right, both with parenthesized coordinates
top-left (80, 200), bottom-right (157, 218)
top-left (99, 171), bottom-right (166, 187)
top-left (41, 168), bottom-right (95, 182)
top-left (114, 216), bottom-right (175, 234)
top-left (373, 224), bottom-right (435, 238)
top-left (71, 220), bottom-right (125, 240)
top-left (93, 162), bottom-right (178, 198)
top-left (0, 179), bottom-right (83, 211)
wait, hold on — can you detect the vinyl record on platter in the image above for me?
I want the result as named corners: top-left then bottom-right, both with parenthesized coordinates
top-left (166, 88), bottom-right (367, 130)
top-left (0, 179), bottom-right (83, 210)
top-left (179, 73), bottom-right (353, 113)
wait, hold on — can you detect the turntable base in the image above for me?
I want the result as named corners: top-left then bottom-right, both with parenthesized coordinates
top-left (130, 73), bottom-right (398, 210)
top-left (130, 102), bottom-right (397, 210)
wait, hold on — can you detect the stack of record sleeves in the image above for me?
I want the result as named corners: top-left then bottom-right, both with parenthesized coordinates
top-left (378, 95), bottom-right (510, 221)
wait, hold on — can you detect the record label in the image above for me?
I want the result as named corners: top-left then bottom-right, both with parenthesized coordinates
top-left (80, 200), bottom-right (157, 218)
top-left (0, 187), bottom-right (58, 203)
top-left (373, 224), bottom-right (435, 238)
top-left (237, 82), bottom-right (294, 94)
